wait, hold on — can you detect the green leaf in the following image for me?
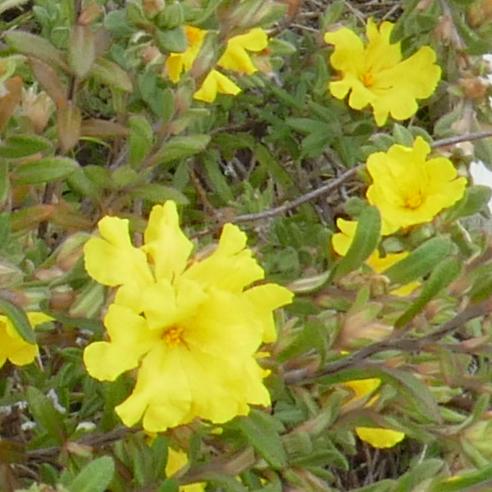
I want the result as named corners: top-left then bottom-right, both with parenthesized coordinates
top-left (395, 257), bottom-right (461, 327)
top-left (383, 237), bottom-right (453, 285)
top-left (130, 183), bottom-right (189, 204)
top-left (235, 409), bottom-right (287, 469)
top-left (91, 58), bottom-right (133, 92)
top-left (430, 464), bottom-right (492, 491)
top-left (153, 135), bottom-right (211, 166)
top-left (68, 25), bottom-right (95, 79)
top-left (0, 297), bottom-right (35, 343)
top-left (203, 152), bottom-right (233, 203)
top-left (69, 456), bottom-right (115, 492)
top-left (155, 27), bottom-right (187, 52)
top-left (0, 135), bottom-right (52, 159)
top-left (0, 160), bottom-right (10, 206)
top-left (26, 387), bottom-right (65, 444)
top-left (129, 115), bottom-right (154, 167)
top-left (333, 206), bottom-right (381, 280)
top-left (445, 185), bottom-right (492, 222)
top-left (4, 31), bottom-right (68, 71)
top-left (394, 459), bottom-right (444, 492)
top-left (13, 157), bottom-right (79, 184)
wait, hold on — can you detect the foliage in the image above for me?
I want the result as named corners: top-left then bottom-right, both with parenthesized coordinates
top-left (1, 0), bottom-right (492, 491)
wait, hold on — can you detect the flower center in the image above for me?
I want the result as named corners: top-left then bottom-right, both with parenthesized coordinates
top-left (362, 72), bottom-right (375, 87)
top-left (404, 192), bottom-right (424, 209)
top-left (185, 26), bottom-right (202, 46)
top-left (162, 326), bottom-right (185, 347)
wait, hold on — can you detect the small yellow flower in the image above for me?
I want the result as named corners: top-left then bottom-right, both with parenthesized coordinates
top-left (331, 218), bottom-right (419, 296)
top-left (164, 26), bottom-right (268, 102)
top-left (193, 69), bottom-right (241, 103)
top-left (0, 313), bottom-right (52, 368)
top-left (343, 378), bottom-right (405, 449)
top-left (366, 137), bottom-right (467, 234)
top-left (324, 19), bottom-right (441, 126)
top-left (83, 201), bottom-right (293, 432)
top-left (165, 448), bottom-right (204, 492)
top-left (218, 28), bottom-right (269, 75)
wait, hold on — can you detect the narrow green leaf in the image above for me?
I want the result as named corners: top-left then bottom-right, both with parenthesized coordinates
top-left (26, 387), bottom-right (65, 444)
top-left (0, 297), bottom-right (35, 343)
top-left (0, 134), bottom-right (52, 159)
top-left (203, 152), bottom-right (233, 203)
top-left (394, 459), bottom-right (444, 492)
top-left (68, 25), bottom-right (96, 79)
top-left (153, 135), bottom-right (211, 166)
top-left (91, 58), bottom-right (133, 92)
top-left (445, 185), bottom-right (492, 222)
top-left (333, 206), bottom-right (381, 280)
top-left (383, 237), bottom-right (453, 285)
top-left (235, 410), bottom-right (287, 469)
top-left (4, 31), bottom-right (68, 71)
top-left (0, 160), bottom-right (10, 206)
top-left (13, 157), bottom-right (79, 184)
top-left (430, 464), bottom-right (492, 492)
top-left (130, 183), bottom-right (189, 205)
top-left (129, 114), bottom-right (154, 167)
top-left (69, 456), bottom-right (115, 492)
top-left (395, 257), bottom-right (461, 327)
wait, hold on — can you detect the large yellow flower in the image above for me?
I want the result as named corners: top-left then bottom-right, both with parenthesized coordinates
top-left (366, 137), bottom-right (467, 234)
top-left (344, 378), bottom-right (405, 449)
top-left (165, 448), bottom-right (204, 492)
top-left (164, 26), bottom-right (268, 102)
top-left (324, 19), bottom-right (441, 126)
top-left (83, 201), bottom-right (292, 432)
top-left (331, 218), bottom-right (419, 296)
top-left (0, 313), bottom-right (52, 368)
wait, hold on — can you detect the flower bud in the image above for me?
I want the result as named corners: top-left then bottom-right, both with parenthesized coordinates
top-left (69, 282), bottom-right (105, 318)
top-left (21, 88), bottom-right (54, 134)
top-left (143, 0), bottom-right (165, 18)
top-left (0, 261), bottom-right (23, 288)
top-left (55, 232), bottom-right (90, 272)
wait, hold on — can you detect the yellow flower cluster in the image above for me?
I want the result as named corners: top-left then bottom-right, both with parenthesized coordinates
top-left (0, 313), bottom-right (52, 368)
top-left (325, 19), bottom-right (441, 126)
top-left (165, 26), bottom-right (268, 102)
top-left (83, 201), bottom-right (292, 432)
top-left (344, 378), bottom-right (405, 448)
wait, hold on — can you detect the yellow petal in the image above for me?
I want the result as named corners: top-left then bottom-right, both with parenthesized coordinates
top-left (344, 378), bottom-right (381, 399)
top-left (243, 283), bottom-right (293, 343)
top-left (184, 223), bottom-right (264, 293)
top-left (166, 448), bottom-right (206, 492)
top-left (165, 54), bottom-right (185, 83)
top-left (0, 317), bottom-right (38, 367)
top-left (143, 201), bottom-right (193, 281)
top-left (324, 28), bottom-right (365, 75)
top-left (194, 70), bottom-right (241, 102)
top-left (365, 19), bottom-right (401, 73)
top-left (116, 345), bottom-right (193, 431)
top-left (218, 28), bottom-right (268, 75)
top-left (355, 426), bottom-right (405, 448)
top-left (83, 304), bottom-right (158, 381)
top-left (84, 216), bottom-right (153, 287)
top-left (331, 218), bottom-right (358, 256)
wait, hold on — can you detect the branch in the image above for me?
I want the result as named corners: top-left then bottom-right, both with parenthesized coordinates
top-left (285, 297), bottom-right (492, 384)
top-left (432, 130), bottom-right (492, 149)
top-left (233, 166), bottom-right (360, 223)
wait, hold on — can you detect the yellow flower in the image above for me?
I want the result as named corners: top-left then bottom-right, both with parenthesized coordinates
top-left (83, 201), bottom-right (293, 432)
top-left (343, 378), bottom-right (405, 449)
top-left (193, 69), bottom-right (241, 103)
top-left (331, 218), bottom-right (419, 296)
top-left (165, 448), bottom-right (204, 492)
top-left (324, 19), bottom-right (441, 126)
top-left (165, 26), bottom-right (207, 83)
top-left (366, 137), bottom-right (467, 234)
top-left (164, 26), bottom-right (268, 102)
top-left (218, 28), bottom-right (269, 75)
top-left (0, 313), bottom-right (52, 368)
